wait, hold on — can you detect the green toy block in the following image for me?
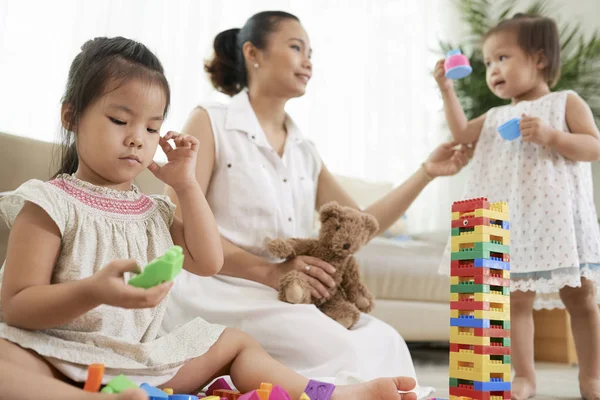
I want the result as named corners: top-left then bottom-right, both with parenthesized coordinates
top-left (451, 227), bottom-right (460, 236)
top-left (451, 283), bottom-right (490, 293)
top-left (100, 374), bottom-right (137, 393)
top-left (451, 242), bottom-right (510, 260)
top-left (449, 378), bottom-right (460, 387)
top-left (128, 245), bottom-right (184, 289)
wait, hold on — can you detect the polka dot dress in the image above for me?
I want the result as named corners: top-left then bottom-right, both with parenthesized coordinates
top-left (442, 91), bottom-right (600, 309)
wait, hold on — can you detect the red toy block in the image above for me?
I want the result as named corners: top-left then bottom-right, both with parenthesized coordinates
top-left (452, 198), bottom-right (490, 213)
top-left (268, 385), bottom-right (292, 400)
top-left (450, 386), bottom-right (510, 400)
top-left (450, 265), bottom-right (504, 278)
top-left (451, 301), bottom-right (490, 311)
top-left (450, 343), bottom-right (511, 355)
top-left (207, 378), bottom-right (233, 395)
top-left (452, 216), bottom-right (491, 228)
top-left (474, 327), bottom-right (510, 338)
top-left (83, 363), bottom-right (104, 392)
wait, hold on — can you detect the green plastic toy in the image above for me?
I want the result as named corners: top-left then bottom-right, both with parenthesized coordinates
top-left (100, 374), bottom-right (138, 393)
top-left (128, 245), bottom-right (184, 289)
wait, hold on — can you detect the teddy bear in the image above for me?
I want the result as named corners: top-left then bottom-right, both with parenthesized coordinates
top-left (267, 201), bottom-right (379, 329)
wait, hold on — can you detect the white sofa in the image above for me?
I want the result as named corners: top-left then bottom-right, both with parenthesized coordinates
top-left (0, 131), bottom-right (450, 341)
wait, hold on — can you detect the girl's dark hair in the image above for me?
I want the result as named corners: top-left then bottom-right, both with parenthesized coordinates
top-left (205, 11), bottom-right (299, 96)
top-left (485, 13), bottom-right (561, 87)
top-left (54, 36), bottom-right (170, 177)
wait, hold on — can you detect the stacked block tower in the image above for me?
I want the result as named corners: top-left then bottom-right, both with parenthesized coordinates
top-left (448, 197), bottom-right (511, 400)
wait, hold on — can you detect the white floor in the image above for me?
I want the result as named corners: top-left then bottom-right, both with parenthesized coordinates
top-left (411, 345), bottom-right (580, 399)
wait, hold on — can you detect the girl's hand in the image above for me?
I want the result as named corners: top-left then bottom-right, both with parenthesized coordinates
top-left (433, 59), bottom-right (453, 92)
top-left (88, 259), bottom-right (173, 309)
top-left (148, 131), bottom-right (200, 192)
top-left (423, 140), bottom-right (473, 178)
top-left (271, 256), bottom-right (337, 300)
top-left (520, 114), bottom-right (558, 146)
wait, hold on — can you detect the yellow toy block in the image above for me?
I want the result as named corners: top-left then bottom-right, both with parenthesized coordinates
top-left (202, 397), bottom-right (220, 400)
top-left (491, 201), bottom-right (509, 214)
top-left (449, 367), bottom-right (510, 382)
top-left (450, 396), bottom-right (473, 400)
top-left (450, 293), bottom-right (510, 303)
top-left (163, 388), bottom-right (174, 395)
top-left (450, 309), bottom-right (510, 320)
top-left (299, 394), bottom-right (311, 400)
top-left (474, 208), bottom-right (509, 221)
top-left (450, 327), bottom-right (491, 346)
top-left (450, 353), bottom-right (511, 370)
top-left (473, 225), bottom-right (510, 238)
top-left (452, 211), bottom-right (461, 220)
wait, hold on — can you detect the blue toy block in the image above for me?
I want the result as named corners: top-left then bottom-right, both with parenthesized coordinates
top-left (451, 317), bottom-right (491, 328)
top-left (474, 258), bottom-right (510, 270)
top-left (168, 395), bottom-right (198, 400)
top-left (140, 383), bottom-right (168, 399)
top-left (473, 379), bottom-right (511, 391)
top-left (502, 221), bottom-right (510, 230)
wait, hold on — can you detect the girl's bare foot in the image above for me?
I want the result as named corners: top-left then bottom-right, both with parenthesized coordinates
top-left (332, 377), bottom-right (417, 400)
top-left (580, 377), bottom-right (600, 400)
top-left (511, 376), bottom-right (536, 400)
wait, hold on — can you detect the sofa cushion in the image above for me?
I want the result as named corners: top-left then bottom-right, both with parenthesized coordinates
top-left (357, 236), bottom-right (449, 303)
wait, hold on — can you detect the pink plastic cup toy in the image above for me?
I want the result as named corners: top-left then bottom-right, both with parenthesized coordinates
top-left (444, 49), bottom-right (472, 80)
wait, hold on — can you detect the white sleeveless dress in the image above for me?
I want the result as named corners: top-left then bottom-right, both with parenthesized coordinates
top-left (0, 175), bottom-right (225, 385)
top-left (440, 91), bottom-right (600, 309)
top-left (163, 91), bottom-right (432, 397)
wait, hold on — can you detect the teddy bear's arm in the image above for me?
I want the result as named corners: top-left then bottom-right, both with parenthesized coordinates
top-left (267, 238), bottom-right (317, 259)
top-left (340, 257), bottom-right (375, 313)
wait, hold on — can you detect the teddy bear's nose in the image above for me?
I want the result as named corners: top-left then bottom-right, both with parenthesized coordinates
top-left (343, 243), bottom-right (350, 250)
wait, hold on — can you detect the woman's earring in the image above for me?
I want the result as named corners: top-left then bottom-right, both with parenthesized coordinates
top-left (253, 63), bottom-right (259, 69)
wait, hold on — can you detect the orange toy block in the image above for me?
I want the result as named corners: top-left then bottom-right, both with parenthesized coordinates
top-left (83, 363), bottom-right (105, 392)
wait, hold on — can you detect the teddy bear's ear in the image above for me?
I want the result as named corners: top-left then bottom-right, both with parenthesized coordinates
top-left (320, 201), bottom-right (341, 223)
top-left (363, 214), bottom-right (379, 238)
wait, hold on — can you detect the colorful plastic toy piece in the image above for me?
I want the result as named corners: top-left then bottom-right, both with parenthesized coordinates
top-left (304, 380), bottom-right (335, 400)
top-left (168, 395), bottom-right (198, 400)
top-left (100, 374), bottom-right (138, 393)
top-left (299, 394), bottom-right (311, 400)
top-left (497, 118), bottom-right (521, 141)
top-left (83, 363), bottom-right (105, 392)
top-left (163, 388), bottom-right (174, 395)
top-left (268, 385), bottom-right (292, 400)
top-left (444, 49), bottom-right (472, 80)
top-left (238, 391), bottom-right (261, 400)
top-left (206, 377), bottom-right (233, 395)
top-left (140, 383), bottom-right (169, 399)
top-left (129, 245), bottom-right (184, 288)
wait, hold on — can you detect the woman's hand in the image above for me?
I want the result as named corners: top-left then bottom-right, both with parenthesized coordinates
top-left (88, 259), bottom-right (173, 309)
top-left (148, 131), bottom-right (200, 192)
top-left (271, 256), bottom-right (337, 300)
top-left (423, 140), bottom-right (473, 178)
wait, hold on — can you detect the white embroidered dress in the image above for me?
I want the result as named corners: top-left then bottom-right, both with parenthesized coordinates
top-left (0, 175), bottom-right (225, 385)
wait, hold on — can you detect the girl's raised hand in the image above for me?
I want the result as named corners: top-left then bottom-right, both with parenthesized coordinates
top-left (148, 131), bottom-right (200, 191)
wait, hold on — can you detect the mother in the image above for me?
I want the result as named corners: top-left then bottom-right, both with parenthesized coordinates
top-left (163, 11), bottom-right (469, 386)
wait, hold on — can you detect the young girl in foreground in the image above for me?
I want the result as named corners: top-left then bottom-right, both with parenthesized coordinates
top-left (0, 36), bottom-right (417, 400)
top-left (436, 14), bottom-right (600, 400)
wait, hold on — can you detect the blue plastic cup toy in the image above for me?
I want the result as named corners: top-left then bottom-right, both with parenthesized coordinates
top-left (497, 118), bottom-right (521, 141)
